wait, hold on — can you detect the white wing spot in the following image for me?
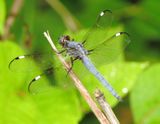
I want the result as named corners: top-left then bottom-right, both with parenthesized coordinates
top-left (18, 56), bottom-right (25, 59)
top-left (35, 75), bottom-right (41, 81)
top-left (116, 32), bottom-right (121, 37)
top-left (100, 11), bottom-right (105, 16)
top-left (122, 87), bottom-right (128, 94)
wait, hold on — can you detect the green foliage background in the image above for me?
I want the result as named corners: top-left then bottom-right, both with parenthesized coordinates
top-left (0, 0), bottom-right (160, 124)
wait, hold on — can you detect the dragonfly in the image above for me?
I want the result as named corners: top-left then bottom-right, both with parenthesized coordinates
top-left (9, 9), bottom-right (130, 101)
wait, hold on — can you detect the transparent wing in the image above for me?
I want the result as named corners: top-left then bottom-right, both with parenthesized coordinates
top-left (82, 9), bottom-right (113, 49)
top-left (9, 52), bottom-right (55, 73)
top-left (26, 64), bottom-right (73, 94)
top-left (28, 67), bottom-right (55, 93)
top-left (9, 53), bottom-right (71, 93)
top-left (88, 32), bottom-right (131, 67)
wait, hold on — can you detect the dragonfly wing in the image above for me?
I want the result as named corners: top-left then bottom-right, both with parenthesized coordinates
top-left (88, 32), bottom-right (131, 67)
top-left (82, 9), bottom-right (113, 49)
top-left (28, 67), bottom-right (55, 93)
top-left (9, 53), bottom-right (72, 93)
top-left (9, 53), bottom-right (54, 73)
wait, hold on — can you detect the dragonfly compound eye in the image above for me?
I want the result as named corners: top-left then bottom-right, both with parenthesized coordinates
top-left (59, 35), bottom-right (71, 47)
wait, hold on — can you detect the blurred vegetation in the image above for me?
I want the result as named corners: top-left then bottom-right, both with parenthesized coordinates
top-left (0, 0), bottom-right (160, 124)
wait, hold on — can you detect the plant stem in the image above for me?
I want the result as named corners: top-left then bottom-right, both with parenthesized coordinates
top-left (95, 89), bottom-right (120, 124)
top-left (46, 0), bottom-right (81, 32)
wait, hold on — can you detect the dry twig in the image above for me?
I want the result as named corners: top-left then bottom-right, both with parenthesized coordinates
top-left (44, 31), bottom-right (110, 124)
top-left (95, 89), bottom-right (120, 124)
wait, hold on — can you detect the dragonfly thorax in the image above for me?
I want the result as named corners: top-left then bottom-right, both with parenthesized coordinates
top-left (66, 41), bottom-right (89, 59)
top-left (59, 35), bottom-right (89, 59)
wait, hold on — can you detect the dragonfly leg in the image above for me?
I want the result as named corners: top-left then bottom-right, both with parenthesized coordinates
top-left (82, 40), bottom-right (86, 45)
top-left (66, 57), bottom-right (78, 76)
top-left (57, 49), bottom-right (66, 54)
top-left (87, 49), bottom-right (94, 55)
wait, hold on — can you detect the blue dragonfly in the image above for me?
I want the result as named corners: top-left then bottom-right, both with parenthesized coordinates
top-left (9, 9), bottom-right (130, 101)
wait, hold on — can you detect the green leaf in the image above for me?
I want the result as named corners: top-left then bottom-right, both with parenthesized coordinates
top-left (0, 0), bottom-right (5, 34)
top-left (0, 94), bottom-right (38, 124)
top-left (63, 27), bottom-right (148, 108)
top-left (0, 41), bottom-right (27, 89)
top-left (77, 61), bottom-right (148, 106)
top-left (0, 41), bottom-right (38, 124)
top-left (74, 56), bottom-right (148, 108)
top-left (33, 88), bottom-right (82, 124)
top-left (0, 41), bottom-right (82, 124)
top-left (143, 106), bottom-right (160, 124)
top-left (131, 64), bottom-right (160, 124)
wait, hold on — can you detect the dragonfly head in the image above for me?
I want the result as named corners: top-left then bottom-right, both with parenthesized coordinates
top-left (59, 35), bottom-right (70, 47)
